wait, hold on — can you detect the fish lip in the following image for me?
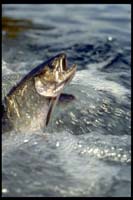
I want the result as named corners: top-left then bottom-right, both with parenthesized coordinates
top-left (52, 53), bottom-right (77, 88)
top-left (51, 53), bottom-right (67, 71)
top-left (58, 64), bottom-right (77, 87)
top-left (59, 53), bottom-right (67, 71)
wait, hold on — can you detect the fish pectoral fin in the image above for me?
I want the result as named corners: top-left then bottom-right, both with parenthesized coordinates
top-left (45, 93), bottom-right (76, 127)
top-left (58, 93), bottom-right (76, 104)
top-left (45, 96), bottom-right (59, 126)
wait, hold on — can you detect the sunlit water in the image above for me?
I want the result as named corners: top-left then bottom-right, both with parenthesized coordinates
top-left (2, 4), bottom-right (131, 197)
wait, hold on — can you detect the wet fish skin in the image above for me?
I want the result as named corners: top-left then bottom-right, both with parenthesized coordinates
top-left (2, 53), bottom-right (76, 133)
top-left (3, 78), bottom-right (50, 133)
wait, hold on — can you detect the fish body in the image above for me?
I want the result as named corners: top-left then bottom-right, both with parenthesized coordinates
top-left (2, 54), bottom-right (76, 133)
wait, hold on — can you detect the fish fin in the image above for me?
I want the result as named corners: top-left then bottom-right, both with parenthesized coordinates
top-left (58, 93), bottom-right (76, 104)
top-left (45, 96), bottom-right (59, 126)
top-left (45, 93), bottom-right (75, 126)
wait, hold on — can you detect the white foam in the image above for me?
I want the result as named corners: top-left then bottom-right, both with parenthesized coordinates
top-left (2, 60), bottom-right (14, 75)
top-left (72, 62), bottom-right (129, 99)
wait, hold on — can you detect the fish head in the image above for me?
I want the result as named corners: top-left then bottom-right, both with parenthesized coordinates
top-left (34, 53), bottom-right (77, 97)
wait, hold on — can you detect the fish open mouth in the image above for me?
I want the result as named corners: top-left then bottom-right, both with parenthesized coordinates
top-left (34, 53), bottom-right (77, 97)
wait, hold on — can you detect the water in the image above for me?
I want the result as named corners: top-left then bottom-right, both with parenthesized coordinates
top-left (2, 4), bottom-right (131, 197)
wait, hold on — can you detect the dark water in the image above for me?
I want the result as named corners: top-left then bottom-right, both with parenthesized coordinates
top-left (2, 4), bottom-right (131, 197)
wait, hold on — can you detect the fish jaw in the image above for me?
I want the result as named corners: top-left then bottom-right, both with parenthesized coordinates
top-left (34, 53), bottom-right (77, 97)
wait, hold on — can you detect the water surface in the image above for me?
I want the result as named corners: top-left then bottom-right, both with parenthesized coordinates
top-left (2, 4), bottom-right (131, 197)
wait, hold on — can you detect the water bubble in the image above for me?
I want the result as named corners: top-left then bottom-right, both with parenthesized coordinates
top-left (56, 141), bottom-right (60, 147)
top-left (93, 148), bottom-right (99, 154)
top-left (23, 139), bottom-right (29, 143)
top-left (59, 119), bottom-right (63, 124)
top-left (108, 36), bottom-right (113, 41)
top-left (117, 154), bottom-right (121, 158)
top-left (56, 121), bottom-right (59, 125)
top-left (72, 121), bottom-right (76, 125)
top-left (2, 188), bottom-right (8, 194)
top-left (111, 152), bottom-right (116, 157)
top-left (26, 113), bottom-right (31, 119)
top-left (73, 145), bottom-right (78, 150)
top-left (78, 144), bottom-right (82, 148)
top-left (104, 149), bottom-right (109, 153)
top-left (34, 141), bottom-right (38, 145)
top-left (100, 150), bottom-right (104, 155)
top-left (88, 148), bottom-right (93, 153)
top-left (123, 154), bottom-right (127, 158)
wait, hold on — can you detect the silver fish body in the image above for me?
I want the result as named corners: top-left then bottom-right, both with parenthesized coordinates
top-left (2, 53), bottom-right (76, 133)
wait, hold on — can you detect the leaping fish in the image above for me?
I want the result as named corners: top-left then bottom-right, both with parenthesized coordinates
top-left (2, 53), bottom-right (77, 133)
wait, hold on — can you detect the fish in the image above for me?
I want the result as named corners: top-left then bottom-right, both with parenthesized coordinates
top-left (2, 53), bottom-right (77, 133)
